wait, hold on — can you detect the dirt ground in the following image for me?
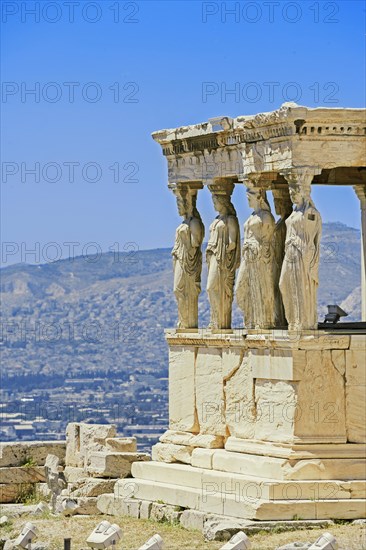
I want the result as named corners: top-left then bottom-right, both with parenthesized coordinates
top-left (0, 514), bottom-right (365, 549)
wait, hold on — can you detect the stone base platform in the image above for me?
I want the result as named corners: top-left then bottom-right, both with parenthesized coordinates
top-left (113, 460), bottom-right (366, 520)
top-left (122, 330), bottom-right (366, 521)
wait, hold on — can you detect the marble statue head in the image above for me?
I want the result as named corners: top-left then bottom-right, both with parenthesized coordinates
top-left (169, 183), bottom-right (200, 219)
top-left (288, 181), bottom-right (313, 209)
top-left (272, 188), bottom-right (293, 218)
top-left (246, 186), bottom-right (270, 212)
top-left (208, 183), bottom-right (237, 216)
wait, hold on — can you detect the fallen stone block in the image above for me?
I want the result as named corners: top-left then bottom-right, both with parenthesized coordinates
top-left (87, 451), bottom-right (150, 478)
top-left (63, 466), bottom-right (84, 483)
top-left (180, 509), bottom-right (205, 531)
top-left (0, 482), bottom-right (41, 504)
top-left (151, 443), bottom-right (193, 465)
top-left (97, 493), bottom-right (125, 516)
top-left (204, 519), bottom-right (251, 542)
top-left (66, 423), bottom-right (117, 468)
top-left (0, 466), bottom-right (46, 485)
top-left (0, 442), bottom-right (66, 469)
top-left (96, 494), bottom-right (143, 518)
top-left (0, 484), bottom-right (21, 504)
top-left (105, 437), bottom-right (137, 452)
top-left (74, 496), bottom-right (100, 515)
top-left (67, 478), bottom-right (116, 498)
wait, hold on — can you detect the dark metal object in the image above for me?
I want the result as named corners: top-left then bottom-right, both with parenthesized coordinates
top-left (318, 322), bottom-right (366, 332)
top-left (323, 304), bottom-right (348, 324)
top-left (64, 538), bottom-right (71, 550)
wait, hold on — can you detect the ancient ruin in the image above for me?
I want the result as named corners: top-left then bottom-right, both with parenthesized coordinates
top-left (113, 103), bottom-right (366, 521)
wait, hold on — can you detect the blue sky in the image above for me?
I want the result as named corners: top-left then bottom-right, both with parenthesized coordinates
top-left (1, 0), bottom-right (365, 265)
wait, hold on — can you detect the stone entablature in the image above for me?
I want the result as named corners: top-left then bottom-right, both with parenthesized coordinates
top-left (153, 103), bottom-right (366, 184)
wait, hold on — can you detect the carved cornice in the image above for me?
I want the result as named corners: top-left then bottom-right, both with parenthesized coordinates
top-left (152, 104), bottom-right (366, 158)
top-left (153, 104), bottom-right (366, 189)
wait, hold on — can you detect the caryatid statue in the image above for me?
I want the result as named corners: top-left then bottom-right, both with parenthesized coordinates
top-left (236, 183), bottom-right (276, 329)
top-left (206, 183), bottom-right (241, 329)
top-left (272, 187), bottom-right (293, 327)
top-left (170, 183), bottom-right (205, 329)
top-left (279, 170), bottom-right (322, 331)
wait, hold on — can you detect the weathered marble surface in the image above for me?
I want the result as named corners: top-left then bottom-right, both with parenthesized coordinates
top-left (279, 170), bottom-right (322, 330)
top-left (170, 183), bottom-right (204, 329)
top-left (206, 184), bottom-right (241, 329)
top-left (236, 185), bottom-right (276, 329)
top-left (162, 331), bottom-right (363, 446)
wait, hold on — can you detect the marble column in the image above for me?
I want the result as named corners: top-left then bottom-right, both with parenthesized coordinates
top-left (272, 186), bottom-right (293, 327)
top-left (354, 185), bottom-right (366, 321)
top-left (206, 182), bottom-right (241, 329)
top-left (236, 179), bottom-right (277, 329)
top-left (169, 182), bottom-right (204, 329)
top-left (279, 167), bottom-right (322, 331)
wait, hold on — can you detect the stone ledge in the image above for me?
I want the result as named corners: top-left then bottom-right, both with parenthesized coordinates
top-left (224, 438), bottom-right (366, 459)
top-left (0, 442), bottom-right (66, 468)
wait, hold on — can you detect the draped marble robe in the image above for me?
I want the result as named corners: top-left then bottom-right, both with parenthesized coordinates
top-left (172, 216), bottom-right (204, 329)
top-left (206, 215), bottom-right (241, 329)
top-left (236, 208), bottom-right (276, 329)
top-left (272, 194), bottom-right (293, 327)
top-left (279, 203), bottom-right (322, 330)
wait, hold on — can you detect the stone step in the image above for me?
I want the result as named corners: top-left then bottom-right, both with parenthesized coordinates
top-left (225, 438), bottom-right (366, 459)
top-left (151, 444), bottom-right (366, 480)
top-left (114, 478), bottom-right (366, 521)
top-left (130, 461), bottom-right (365, 501)
top-left (212, 449), bottom-right (366, 480)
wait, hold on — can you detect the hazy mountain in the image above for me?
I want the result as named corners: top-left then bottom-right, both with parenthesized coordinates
top-left (0, 222), bottom-right (362, 379)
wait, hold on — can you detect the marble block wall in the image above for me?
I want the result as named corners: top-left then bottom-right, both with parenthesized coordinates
top-left (166, 331), bottom-right (365, 447)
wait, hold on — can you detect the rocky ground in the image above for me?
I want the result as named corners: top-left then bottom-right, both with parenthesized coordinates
top-left (0, 513), bottom-right (365, 549)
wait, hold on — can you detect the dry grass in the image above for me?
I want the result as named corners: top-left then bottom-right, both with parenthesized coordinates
top-left (0, 514), bottom-right (365, 549)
